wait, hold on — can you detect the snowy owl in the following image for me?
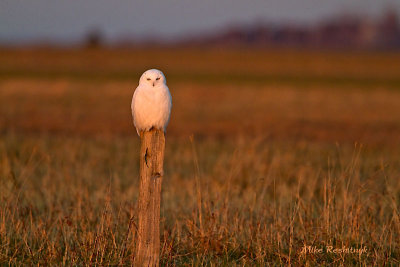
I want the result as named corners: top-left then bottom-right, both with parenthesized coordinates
top-left (131, 69), bottom-right (172, 136)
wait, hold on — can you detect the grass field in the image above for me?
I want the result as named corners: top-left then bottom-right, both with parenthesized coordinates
top-left (0, 47), bottom-right (400, 265)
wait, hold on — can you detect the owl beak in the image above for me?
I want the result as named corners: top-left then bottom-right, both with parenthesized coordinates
top-left (152, 82), bottom-right (155, 87)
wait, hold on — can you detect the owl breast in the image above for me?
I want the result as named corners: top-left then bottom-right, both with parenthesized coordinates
top-left (132, 85), bottom-right (172, 134)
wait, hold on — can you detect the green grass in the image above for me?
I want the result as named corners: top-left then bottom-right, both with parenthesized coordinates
top-left (2, 69), bottom-right (400, 88)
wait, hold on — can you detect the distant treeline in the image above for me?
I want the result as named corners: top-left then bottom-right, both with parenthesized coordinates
top-left (101, 10), bottom-right (399, 50)
top-left (179, 10), bottom-right (400, 49)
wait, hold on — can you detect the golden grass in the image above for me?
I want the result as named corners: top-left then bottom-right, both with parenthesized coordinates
top-left (1, 79), bottom-right (400, 143)
top-left (1, 134), bottom-right (399, 265)
top-left (0, 48), bottom-right (399, 265)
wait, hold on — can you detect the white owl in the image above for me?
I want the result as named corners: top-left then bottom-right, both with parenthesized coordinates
top-left (131, 69), bottom-right (172, 136)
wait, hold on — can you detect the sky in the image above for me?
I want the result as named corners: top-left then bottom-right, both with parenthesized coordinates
top-left (0, 0), bottom-right (399, 44)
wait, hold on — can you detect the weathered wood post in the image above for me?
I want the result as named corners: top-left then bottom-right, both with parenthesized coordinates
top-left (134, 128), bottom-right (165, 266)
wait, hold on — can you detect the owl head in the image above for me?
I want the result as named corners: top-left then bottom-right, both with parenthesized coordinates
top-left (139, 69), bottom-right (166, 87)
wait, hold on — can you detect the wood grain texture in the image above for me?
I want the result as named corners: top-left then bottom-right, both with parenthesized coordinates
top-left (134, 128), bottom-right (165, 267)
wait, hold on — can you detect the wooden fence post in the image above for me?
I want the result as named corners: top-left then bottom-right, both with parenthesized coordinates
top-left (134, 128), bottom-right (165, 267)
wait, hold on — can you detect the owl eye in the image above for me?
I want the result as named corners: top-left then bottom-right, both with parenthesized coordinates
top-left (156, 77), bottom-right (160, 80)
top-left (146, 78), bottom-right (151, 81)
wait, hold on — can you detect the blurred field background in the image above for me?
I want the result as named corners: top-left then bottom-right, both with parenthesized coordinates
top-left (0, 47), bottom-right (400, 265)
top-left (1, 48), bottom-right (400, 140)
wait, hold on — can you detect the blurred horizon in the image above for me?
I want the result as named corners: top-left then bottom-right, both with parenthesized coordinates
top-left (1, 0), bottom-right (400, 47)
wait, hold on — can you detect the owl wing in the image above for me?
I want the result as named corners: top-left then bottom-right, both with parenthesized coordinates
top-left (164, 87), bottom-right (172, 132)
top-left (131, 86), bottom-right (140, 136)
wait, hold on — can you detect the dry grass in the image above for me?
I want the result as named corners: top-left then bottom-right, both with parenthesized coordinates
top-left (1, 80), bottom-right (400, 143)
top-left (0, 48), bottom-right (400, 265)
